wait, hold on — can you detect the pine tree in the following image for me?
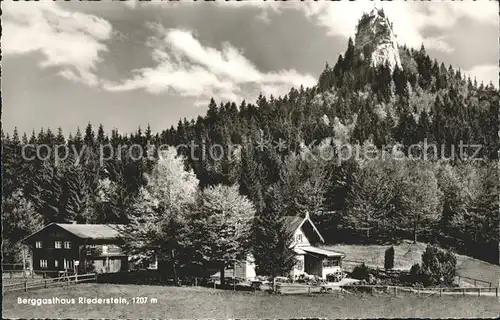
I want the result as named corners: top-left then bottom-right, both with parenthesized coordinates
top-left (97, 124), bottom-right (106, 144)
top-left (253, 186), bottom-right (296, 289)
top-left (65, 157), bottom-right (92, 223)
top-left (417, 110), bottom-right (431, 142)
top-left (239, 144), bottom-right (264, 213)
top-left (84, 123), bottom-right (95, 146)
top-left (30, 162), bottom-right (63, 223)
top-left (344, 37), bottom-right (355, 66)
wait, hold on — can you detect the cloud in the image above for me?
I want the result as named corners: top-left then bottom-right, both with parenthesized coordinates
top-left (298, 1), bottom-right (497, 49)
top-left (464, 65), bottom-right (499, 88)
top-left (122, 0), bottom-right (138, 9)
top-left (117, 1), bottom-right (497, 54)
top-left (204, 1), bottom-right (496, 53)
top-left (2, 2), bottom-right (112, 87)
top-left (104, 25), bottom-right (316, 104)
top-left (423, 36), bottom-right (455, 54)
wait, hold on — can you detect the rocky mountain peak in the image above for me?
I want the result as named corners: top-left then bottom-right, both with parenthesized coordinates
top-left (354, 8), bottom-right (401, 71)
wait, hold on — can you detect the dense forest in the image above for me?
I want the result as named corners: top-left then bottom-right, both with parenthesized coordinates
top-left (2, 38), bottom-right (499, 266)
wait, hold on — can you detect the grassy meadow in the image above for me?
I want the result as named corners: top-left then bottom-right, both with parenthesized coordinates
top-left (324, 241), bottom-right (500, 286)
top-left (4, 283), bottom-right (500, 319)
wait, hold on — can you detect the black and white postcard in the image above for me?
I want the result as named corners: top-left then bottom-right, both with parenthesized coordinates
top-left (2, 0), bottom-right (499, 318)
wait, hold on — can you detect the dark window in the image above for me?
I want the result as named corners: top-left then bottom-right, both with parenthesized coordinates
top-left (323, 259), bottom-right (340, 268)
top-left (296, 234), bottom-right (303, 243)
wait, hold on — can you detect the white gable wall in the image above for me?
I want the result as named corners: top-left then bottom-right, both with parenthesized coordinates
top-left (292, 227), bottom-right (310, 247)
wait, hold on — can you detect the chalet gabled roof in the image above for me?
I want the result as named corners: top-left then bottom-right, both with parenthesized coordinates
top-left (283, 216), bottom-right (304, 235)
top-left (55, 223), bottom-right (124, 240)
top-left (282, 212), bottom-right (325, 243)
top-left (22, 223), bottom-right (125, 243)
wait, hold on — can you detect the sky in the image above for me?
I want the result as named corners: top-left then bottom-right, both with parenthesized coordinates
top-left (2, 0), bottom-right (498, 136)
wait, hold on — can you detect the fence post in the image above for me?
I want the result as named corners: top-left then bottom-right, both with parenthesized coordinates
top-left (44, 279), bottom-right (47, 288)
top-left (394, 287), bottom-right (397, 296)
top-left (474, 279), bottom-right (477, 286)
top-left (478, 288), bottom-right (481, 297)
top-left (462, 288), bottom-right (465, 297)
top-left (439, 288), bottom-right (442, 297)
top-left (308, 286), bottom-right (311, 296)
top-left (10, 271), bottom-right (12, 279)
top-left (24, 281), bottom-right (27, 292)
top-left (496, 287), bottom-right (498, 297)
top-left (371, 287), bottom-right (374, 296)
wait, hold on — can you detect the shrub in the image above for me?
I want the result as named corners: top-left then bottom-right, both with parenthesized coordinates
top-left (351, 263), bottom-right (371, 281)
top-left (408, 263), bottom-right (424, 285)
top-left (384, 246), bottom-right (395, 270)
top-left (421, 245), bottom-right (457, 286)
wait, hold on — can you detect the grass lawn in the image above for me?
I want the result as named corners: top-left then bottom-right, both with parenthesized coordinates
top-left (323, 240), bottom-right (500, 287)
top-left (3, 283), bottom-right (500, 318)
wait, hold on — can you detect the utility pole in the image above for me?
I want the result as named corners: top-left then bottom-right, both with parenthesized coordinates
top-left (22, 246), bottom-right (26, 275)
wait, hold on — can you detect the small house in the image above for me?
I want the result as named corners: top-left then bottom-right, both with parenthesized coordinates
top-left (229, 212), bottom-right (345, 281)
top-left (22, 223), bottom-right (128, 275)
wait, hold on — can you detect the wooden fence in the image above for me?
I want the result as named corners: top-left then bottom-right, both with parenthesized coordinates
top-left (456, 275), bottom-right (492, 287)
top-left (2, 269), bottom-right (77, 280)
top-left (3, 273), bottom-right (97, 293)
top-left (340, 284), bottom-right (500, 297)
top-left (2, 263), bottom-right (26, 271)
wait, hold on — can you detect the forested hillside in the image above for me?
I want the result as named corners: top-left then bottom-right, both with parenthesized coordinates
top-left (2, 13), bottom-right (499, 265)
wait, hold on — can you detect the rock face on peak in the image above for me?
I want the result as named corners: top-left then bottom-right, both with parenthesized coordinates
top-left (354, 8), bottom-right (401, 71)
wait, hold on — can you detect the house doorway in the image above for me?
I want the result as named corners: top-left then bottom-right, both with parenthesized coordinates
top-left (304, 254), bottom-right (322, 277)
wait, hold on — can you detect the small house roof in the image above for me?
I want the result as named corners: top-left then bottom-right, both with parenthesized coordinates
top-left (22, 223), bottom-right (125, 242)
top-left (294, 247), bottom-right (307, 255)
top-left (300, 246), bottom-right (344, 258)
top-left (283, 216), bottom-right (304, 235)
top-left (282, 212), bottom-right (325, 243)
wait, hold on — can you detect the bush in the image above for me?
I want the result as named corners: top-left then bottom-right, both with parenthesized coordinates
top-left (351, 263), bottom-right (370, 281)
top-left (384, 246), bottom-right (395, 270)
top-left (408, 263), bottom-right (424, 286)
top-left (421, 245), bottom-right (457, 286)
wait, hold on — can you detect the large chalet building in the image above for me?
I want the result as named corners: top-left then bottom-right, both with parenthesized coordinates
top-left (22, 223), bottom-right (128, 275)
